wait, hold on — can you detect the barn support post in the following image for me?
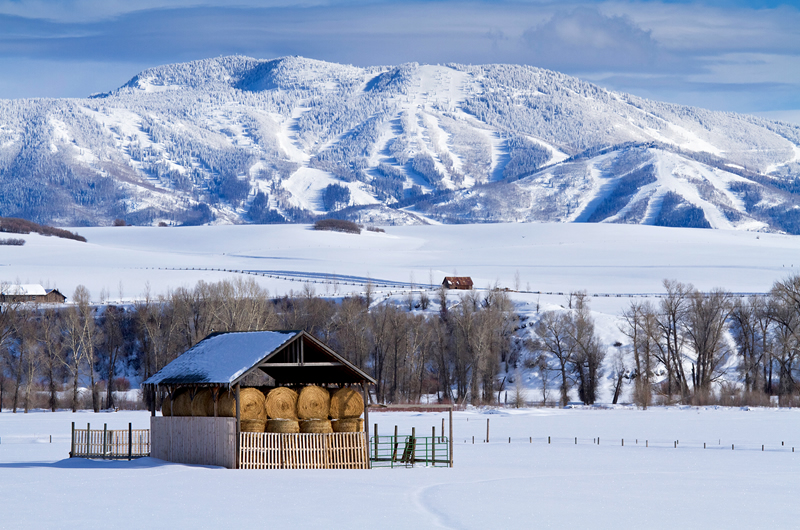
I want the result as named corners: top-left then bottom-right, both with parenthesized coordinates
top-left (150, 387), bottom-right (156, 417)
top-left (449, 406), bottom-right (453, 468)
top-left (212, 387), bottom-right (218, 418)
top-left (361, 383), bottom-right (371, 469)
top-left (235, 384), bottom-right (241, 469)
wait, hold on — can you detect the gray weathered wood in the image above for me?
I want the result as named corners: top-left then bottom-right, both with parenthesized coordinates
top-left (150, 416), bottom-right (236, 468)
top-left (258, 362), bottom-right (342, 368)
top-left (235, 384), bottom-right (241, 469)
top-left (361, 382), bottom-right (371, 469)
top-left (449, 407), bottom-right (454, 467)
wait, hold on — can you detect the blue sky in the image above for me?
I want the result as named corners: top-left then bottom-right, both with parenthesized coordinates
top-left (0, 0), bottom-right (798, 123)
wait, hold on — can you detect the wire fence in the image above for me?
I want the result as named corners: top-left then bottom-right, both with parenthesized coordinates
top-left (138, 267), bottom-right (771, 299)
top-left (457, 434), bottom-right (798, 453)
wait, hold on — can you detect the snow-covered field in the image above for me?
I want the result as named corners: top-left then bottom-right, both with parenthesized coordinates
top-left (4, 222), bottom-right (799, 306)
top-left (2, 408), bottom-right (799, 528)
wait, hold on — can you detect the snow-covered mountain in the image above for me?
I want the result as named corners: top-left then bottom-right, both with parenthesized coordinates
top-left (1, 55), bottom-right (799, 231)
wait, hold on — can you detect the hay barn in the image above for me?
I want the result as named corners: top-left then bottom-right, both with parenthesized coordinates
top-left (143, 330), bottom-right (376, 469)
top-left (442, 276), bottom-right (473, 290)
top-left (0, 284), bottom-right (66, 303)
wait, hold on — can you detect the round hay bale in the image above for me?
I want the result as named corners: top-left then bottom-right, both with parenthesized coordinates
top-left (297, 385), bottom-right (331, 420)
top-left (217, 388), bottom-right (267, 420)
top-left (240, 419), bottom-right (267, 433)
top-left (216, 391), bottom-right (234, 417)
top-left (161, 395), bottom-right (172, 417)
top-left (332, 418), bottom-right (364, 433)
top-left (266, 419), bottom-right (300, 433)
top-left (300, 419), bottom-right (333, 433)
top-left (265, 387), bottom-right (298, 420)
top-left (191, 388), bottom-right (214, 416)
top-left (329, 387), bottom-right (364, 419)
top-left (171, 389), bottom-right (193, 416)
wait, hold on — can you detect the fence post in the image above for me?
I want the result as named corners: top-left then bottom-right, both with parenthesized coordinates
top-left (392, 425), bottom-right (398, 467)
top-left (487, 418), bottom-right (490, 443)
top-left (432, 426), bottom-right (436, 466)
top-left (129, 423), bottom-right (133, 461)
top-left (70, 422), bottom-right (75, 457)
top-left (449, 406), bottom-right (453, 468)
top-left (374, 423), bottom-right (378, 460)
top-left (411, 427), bottom-right (416, 466)
top-left (87, 423), bottom-right (90, 456)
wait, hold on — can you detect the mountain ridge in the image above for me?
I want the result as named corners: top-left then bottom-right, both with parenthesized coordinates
top-left (1, 55), bottom-right (799, 232)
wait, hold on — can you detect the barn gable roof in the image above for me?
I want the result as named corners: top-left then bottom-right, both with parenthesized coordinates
top-left (442, 276), bottom-right (473, 289)
top-left (1, 284), bottom-right (47, 296)
top-left (142, 330), bottom-right (375, 388)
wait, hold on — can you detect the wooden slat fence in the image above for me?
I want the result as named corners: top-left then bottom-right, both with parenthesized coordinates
top-left (239, 432), bottom-right (369, 470)
top-left (70, 423), bottom-right (150, 460)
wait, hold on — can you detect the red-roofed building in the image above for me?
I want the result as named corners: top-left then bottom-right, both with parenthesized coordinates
top-left (442, 277), bottom-right (473, 290)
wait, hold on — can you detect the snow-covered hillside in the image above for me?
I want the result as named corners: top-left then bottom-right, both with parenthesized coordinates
top-left (1, 56), bottom-right (799, 231)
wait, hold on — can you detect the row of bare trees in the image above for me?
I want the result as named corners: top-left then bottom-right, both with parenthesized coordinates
top-left (0, 286), bottom-right (135, 413)
top-left (530, 292), bottom-right (606, 406)
top-left (529, 276), bottom-right (800, 408)
top-left (0, 277), bottom-right (518, 411)
top-left (614, 277), bottom-right (800, 407)
top-left (135, 279), bottom-right (518, 406)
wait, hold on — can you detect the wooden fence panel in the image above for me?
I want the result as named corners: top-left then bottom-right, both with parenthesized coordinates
top-left (239, 432), bottom-right (368, 470)
top-left (71, 427), bottom-right (150, 459)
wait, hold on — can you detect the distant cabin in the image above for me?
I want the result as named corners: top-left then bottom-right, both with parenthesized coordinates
top-left (442, 277), bottom-right (473, 290)
top-left (0, 284), bottom-right (66, 303)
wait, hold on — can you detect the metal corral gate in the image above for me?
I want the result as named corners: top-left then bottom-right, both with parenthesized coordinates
top-left (70, 422), bottom-right (150, 460)
top-left (239, 432), bottom-right (369, 469)
top-left (370, 434), bottom-right (450, 468)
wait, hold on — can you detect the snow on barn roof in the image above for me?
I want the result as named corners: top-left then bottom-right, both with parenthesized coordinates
top-left (143, 330), bottom-right (376, 387)
top-left (144, 331), bottom-right (298, 386)
top-left (0, 284), bottom-right (47, 296)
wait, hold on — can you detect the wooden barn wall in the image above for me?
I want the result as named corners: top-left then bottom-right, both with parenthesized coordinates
top-left (150, 417), bottom-right (236, 469)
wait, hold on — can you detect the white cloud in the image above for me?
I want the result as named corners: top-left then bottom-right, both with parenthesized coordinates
top-left (521, 7), bottom-right (673, 71)
top-left (0, 1), bottom-right (796, 117)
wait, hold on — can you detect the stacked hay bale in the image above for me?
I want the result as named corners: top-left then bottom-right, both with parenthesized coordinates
top-left (329, 387), bottom-right (364, 432)
top-left (217, 388), bottom-right (268, 432)
top-left (297, 385), bottom-right (332, 433)
top-left (171, 389), bottom-right (193, 416)
top-left (161, 393), bottom-right (173, 416)
top-left (265, 387), bottom-right (299, 433)
top-left (163, 385), bottom-right (365, 434)
top-left (191, 388), bottom-right (214, 417)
